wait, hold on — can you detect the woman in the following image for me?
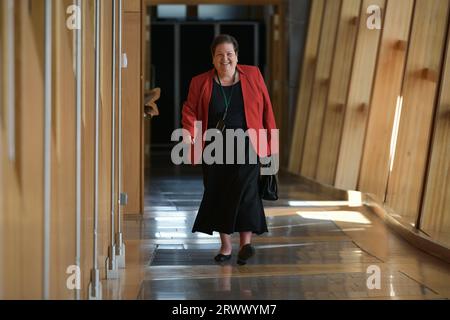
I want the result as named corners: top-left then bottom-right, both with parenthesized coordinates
top-left (181, 34), bottom-right (277, 265)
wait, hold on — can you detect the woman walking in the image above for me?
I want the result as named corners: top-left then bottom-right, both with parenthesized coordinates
top-left (181, 34), bottom-right (277, 265)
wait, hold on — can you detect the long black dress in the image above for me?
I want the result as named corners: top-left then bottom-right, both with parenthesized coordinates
top-left (192, 78), bottom-right (268, 235)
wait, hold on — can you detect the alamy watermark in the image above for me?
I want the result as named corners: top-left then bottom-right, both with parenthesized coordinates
top-left (366, 265), bottom-right (381, 290)
top-left (66, 5), bottom-right (81, 30)
top-left (170, 122), bottom-right (279, 175)
top-left (367, 5), bottom-right (382, 30)
top-left (66, 265), bottom-right (81, 290)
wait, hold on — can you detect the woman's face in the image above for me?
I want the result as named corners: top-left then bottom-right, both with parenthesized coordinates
top-left (213, 42), bottom-right (238, 74)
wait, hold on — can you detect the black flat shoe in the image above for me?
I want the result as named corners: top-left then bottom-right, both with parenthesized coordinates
top-left (237, 244), bottom-right (255, 265)
top-left (214, 253), bottom-right (232, 262)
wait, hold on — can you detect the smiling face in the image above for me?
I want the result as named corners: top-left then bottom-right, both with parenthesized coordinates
top-left (212, 42), bottom-right (238, 75)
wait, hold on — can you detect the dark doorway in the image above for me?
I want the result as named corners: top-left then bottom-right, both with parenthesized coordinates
top-left (150, 20), bottom-right (266, 150)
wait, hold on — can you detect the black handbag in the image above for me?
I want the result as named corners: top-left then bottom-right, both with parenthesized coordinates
top-left (259, 172), bottom-right (278, 201)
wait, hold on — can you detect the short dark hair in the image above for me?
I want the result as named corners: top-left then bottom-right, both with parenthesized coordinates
top-left (210, 34), bottom-right (239, 57)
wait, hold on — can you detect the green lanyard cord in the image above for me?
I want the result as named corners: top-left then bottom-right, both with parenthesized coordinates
top-left (216, 69), bottom-right (237, 121)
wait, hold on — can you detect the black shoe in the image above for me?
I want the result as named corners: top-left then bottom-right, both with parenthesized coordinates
top-left (237, 244), bottom-right (255, 265)
top-left (214, 253), bottom-right (232, 262)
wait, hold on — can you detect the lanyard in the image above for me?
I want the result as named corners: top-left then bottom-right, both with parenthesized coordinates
top-left (216, 69), bottom-right (237, 121)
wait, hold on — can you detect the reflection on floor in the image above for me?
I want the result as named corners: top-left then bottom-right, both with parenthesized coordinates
top-left (105, 152), bottom-right (450, 300)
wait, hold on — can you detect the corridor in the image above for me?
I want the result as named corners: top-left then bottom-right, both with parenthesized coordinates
top-left (107, 153), bottom-right (450, 300)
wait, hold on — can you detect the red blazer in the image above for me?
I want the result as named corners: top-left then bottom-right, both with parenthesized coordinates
top-left (181, 64), bottom-right (278, 163)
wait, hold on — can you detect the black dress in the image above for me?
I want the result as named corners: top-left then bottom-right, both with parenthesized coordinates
top-left (192, 79), bottom-right (268, 235)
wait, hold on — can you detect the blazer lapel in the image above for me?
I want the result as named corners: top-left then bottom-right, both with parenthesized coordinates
top-left (199, 69), bottom-right (214, 128)
top-left (237, 65), bottom-right (257, 126)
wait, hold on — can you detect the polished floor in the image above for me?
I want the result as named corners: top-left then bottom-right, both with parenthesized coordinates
top-left (104, 151), bottom-right (450, 300)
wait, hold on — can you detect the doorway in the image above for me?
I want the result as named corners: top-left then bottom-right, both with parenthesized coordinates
top-left (149, 20), bottom-right (266, 150)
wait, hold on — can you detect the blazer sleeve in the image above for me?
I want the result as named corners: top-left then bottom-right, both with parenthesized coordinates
top-left (181, 77), bottom-right (199, 140)
top-left (257, 67), bottom-right (279, 155)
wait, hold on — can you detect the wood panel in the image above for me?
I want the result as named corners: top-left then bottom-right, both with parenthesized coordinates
top-left (386, 0), bottom-right (450, 225)
top-left (81, 0), bottom-right (96, 298)
top-left (122, 12), bottom-right (142, 214)
top-left (7, 0), bottom-right (46, 298)
top-left (50, 0), bottom-right (76, 299)
top-left (335, 0), bottom-right (386, 190)
top-left (278, 2), bottom-right (288, 167)
top-left (144, 4), bottom-right (152, 171)
top-left (315, 0), bottom-right (362, 184)
top-left (421, 19), bottom-right (450, 245)
top-left (141, 0), bottom-right (146, 211)
top-left (300, 0), bottom-right (342, 178)
top-left (358, 0), bottom-right (415, 201)
top-left (99, 0), bottom-right (114, 281)
top-left (0, 0), bottom-right (140, 299)
top-left (1, 0), bottom-right (18, 298)
top-left (125, 0), bottom-right (141, 12)
top-left (79, 0), bottom-right (117, 296)
top-left (0, 0), bottom-right (6, 298)
top-left (288, 0), bottom-right (325, 174)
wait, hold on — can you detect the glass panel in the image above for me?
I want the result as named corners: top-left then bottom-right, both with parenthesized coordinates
top-left (157, 5), bottom-right (186, 19)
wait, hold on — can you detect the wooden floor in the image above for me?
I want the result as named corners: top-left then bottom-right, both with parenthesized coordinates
top-left (103, 152), bottom-right (450, 300)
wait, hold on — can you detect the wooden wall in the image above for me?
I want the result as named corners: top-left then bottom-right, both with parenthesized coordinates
top-left (123, 3), bottom-right (143, 215)
top-left (289, 0), bottom-right (450, 244)
top-left (300, 0), bottom-right (342, 178)
top-left (384, 0), bottom-right (449, 226)
top-left (0, 0), bottom-right (144, 299)
top-left (421, 17), bottom-right (450, 244)
top-left (358, 0), bottom-right (414, 200)
top-left (51, 0), bottom-right (77, 298)
top-left (1, 0), bottom-right (45, 299)
top-left (288, 0), bottom-right (325, 174)
top-left (0, 1), bottom-right (3, 295)
top-left (315, 0), bottom-right (361, 184)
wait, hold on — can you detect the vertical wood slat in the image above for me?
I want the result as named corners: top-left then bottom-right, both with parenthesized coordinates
top-left (270, 4), bottom-right (287, 167)
top-left (0, 1), bottom-right (19, 290)
top-left (113, 0), bottom-right (121, 243)
top-left (421, 19), bottom-right (450, 242)
top-left (0, 0), bottom-right (141, 298)
top-left (144, 3), bottom-right (152, 171)
top-left (335, 0), bottom-right (386, 190)
top-left (12, 0), bottom-right (46, 298)
top-left (18, 0), bottom-right (46, 298)
top-left (99, 0), bottom-right (114, 279)
top-left (141, 0), bottom-right (146, 214)
top-left (81, 0), bottom-right (95, 299)
top-left (0, 0), bottom-right (3, 298)
top-left (385, 0), bottom-right (450, 225)
top-left (301, 0), bottom-right (342, 179)
top-left (315, 0), bottom-right (362, 185)
top-left (123, 12), bottom-right (142, 214)
top-left (358, 0), bottom-right (415, 201)
top-left (50, 0), bottom-right (76, 298)
top-left (0, 0), bottom-right (9, 298)
top-left (288, 0), bottom-right (325, 174)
